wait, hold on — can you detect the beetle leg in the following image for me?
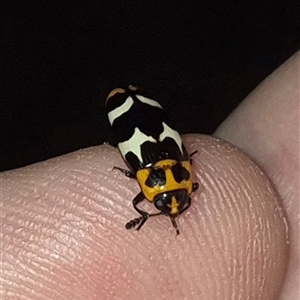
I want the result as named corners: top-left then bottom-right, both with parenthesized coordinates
top-left (125, 192), bottom-right (163, 231)
top-left (125, 211), bottom-right (163, 231)
top-left (132, 192), bottom-right (148, 215)
top-left (113, 166), bottom-right (136, 178)
top-left (179, 196), bottom-right (192, 215)
top-left (136, 211), bottom-right (163, 231)
top-left (170, 217), bottom-right (180, 235)
top-left (189, 150), bottom-right (198, 157)
top-left (189, 150), bottom-right (198, 164)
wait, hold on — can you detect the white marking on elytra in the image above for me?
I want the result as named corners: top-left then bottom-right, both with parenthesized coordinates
top-left (118, 127), bottom-right (157, 162)
top-left (108, 97), bottom-right (134, 125)
top-left (160, 122), bottom-right (183, 153)
top-left (136, 95), bottom-right (163, 109)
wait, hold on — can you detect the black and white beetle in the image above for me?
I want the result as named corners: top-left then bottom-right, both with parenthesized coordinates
top-left (105, 86), bottom-right (199, 235)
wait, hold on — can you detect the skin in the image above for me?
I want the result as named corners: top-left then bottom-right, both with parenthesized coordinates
top-left (1, 51), bottom-right (298, 299)
top-left (214, 50), bottom-right (299, 300)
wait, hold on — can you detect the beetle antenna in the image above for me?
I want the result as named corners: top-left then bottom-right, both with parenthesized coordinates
top-left (125, 216), bottom-right (144, 230)
top-left (189, 150), bottom-right (198, 157)
top-left (125, 212), bottom-right (163, 231)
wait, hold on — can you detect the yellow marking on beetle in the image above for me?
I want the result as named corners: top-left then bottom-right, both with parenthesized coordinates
top-left (128, 85), bottom-right (138, 91)
top-left (167, 196), bottom-right (179, 215)
top-left (136, 159), bottom-right (193, 201)
top-left (106, 86), bottom-right (138, 105)
top-left (106, 88), bottom-right (126, 104)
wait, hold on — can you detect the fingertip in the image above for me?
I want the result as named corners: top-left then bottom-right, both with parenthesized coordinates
top-left (2, 138), bottom-right (288, 299)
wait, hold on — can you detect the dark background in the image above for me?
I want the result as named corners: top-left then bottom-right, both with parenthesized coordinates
top-left (1, 2), bottom-right (299, 171)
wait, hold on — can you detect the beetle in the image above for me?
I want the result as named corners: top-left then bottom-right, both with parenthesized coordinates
top-left (105, 85), bottom-right (199, 234)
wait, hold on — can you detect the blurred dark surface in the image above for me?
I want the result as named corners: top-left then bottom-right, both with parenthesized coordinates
top-left (1, 2), bottom-right (299, 171)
